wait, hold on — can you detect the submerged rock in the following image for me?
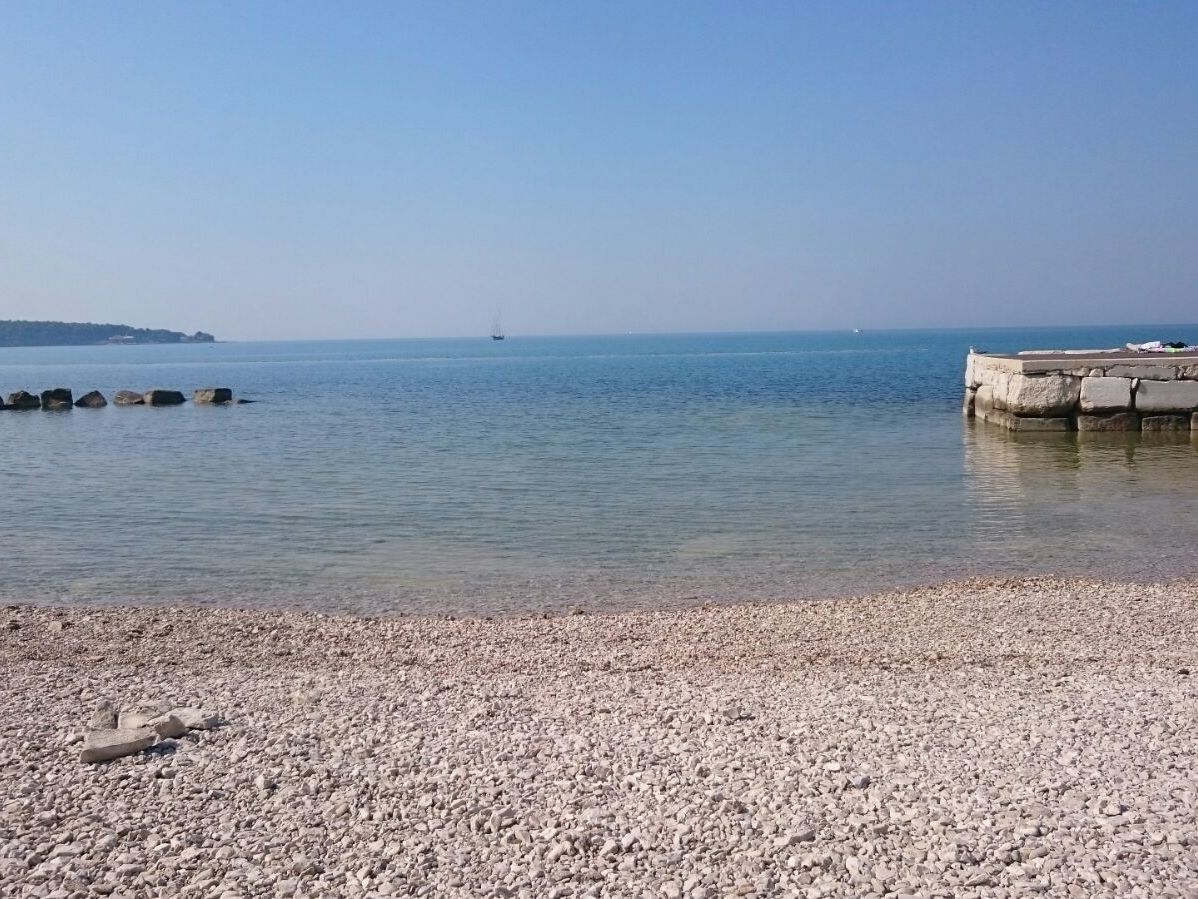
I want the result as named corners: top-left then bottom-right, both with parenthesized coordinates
top-left (144, 389), bottom-right (186, 406)
top-left (6, 390), bottom-right (40, 410)
top-left (194, 387), bottom-right (233, 405)
top-left (40, 388), bottom-right (73, 410)
top-left (74, 390), bottom-right (108, 408)
top-left (1141, 414), bottom-right (1190, 432)
top-left (1077, 412), bottom-right (1140, 432)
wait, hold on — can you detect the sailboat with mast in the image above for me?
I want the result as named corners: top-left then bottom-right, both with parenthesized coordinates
top-left (491, 311), bottom-right (505, 341)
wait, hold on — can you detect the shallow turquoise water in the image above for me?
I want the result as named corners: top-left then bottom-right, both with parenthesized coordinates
top-left (2, 327), bottom-right (1196, 614)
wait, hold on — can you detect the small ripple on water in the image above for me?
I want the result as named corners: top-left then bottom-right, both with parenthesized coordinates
top-left (3, 330), bottom-right (1198, 614)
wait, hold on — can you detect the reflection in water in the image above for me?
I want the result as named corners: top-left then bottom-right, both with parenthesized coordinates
top-left (963, 421), bottom-right (1198, 582)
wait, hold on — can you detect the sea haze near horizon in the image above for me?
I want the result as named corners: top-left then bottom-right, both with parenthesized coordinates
top-left (2, 326), bottom-right (1197, 616)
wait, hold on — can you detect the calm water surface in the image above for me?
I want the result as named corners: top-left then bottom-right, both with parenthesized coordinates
top-left (2, 327), bottom-right (1196, 614)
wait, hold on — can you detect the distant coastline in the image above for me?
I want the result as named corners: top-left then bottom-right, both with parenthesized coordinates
top-left (0, 319), bottom-right (215, 348)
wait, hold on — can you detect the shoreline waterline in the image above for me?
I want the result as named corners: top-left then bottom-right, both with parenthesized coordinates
top-left (7, 568), bottom-right (1198, 619)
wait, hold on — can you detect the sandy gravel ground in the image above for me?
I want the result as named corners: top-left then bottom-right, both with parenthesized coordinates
top-left (2, 577), bottom-right (1197, 899)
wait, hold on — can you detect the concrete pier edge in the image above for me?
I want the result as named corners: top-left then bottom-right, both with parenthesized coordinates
top-left (965, 351), bottom-right (1198, 432)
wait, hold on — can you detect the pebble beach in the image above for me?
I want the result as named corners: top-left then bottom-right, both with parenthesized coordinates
top-left (3, 577), bottom-right (1197, 899)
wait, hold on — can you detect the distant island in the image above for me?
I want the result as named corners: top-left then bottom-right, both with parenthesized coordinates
top-left (0, 320), bottom-right (215, 348)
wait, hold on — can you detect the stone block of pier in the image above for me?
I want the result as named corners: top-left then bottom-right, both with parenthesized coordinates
top-left (1141, 414), bottom-right (1190, 432)
top-left (1079, 377), bottom-right (1132, 412)
top-left (976, 408), bottom-right (1072, 431)
top-left (1077, 412), bottom-right (1140, 432)
top-left (1135, 380), bottom-right (1198, 413)
top-left (1002, 374), bottom-right (1080, 416)
top-left (972, 385), bottom-right (993, 414)
top-left (1106, 364), bottom-right (1179, 381)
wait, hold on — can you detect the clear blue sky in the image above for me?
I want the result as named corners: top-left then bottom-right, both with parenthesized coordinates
top-left (2, 2), bottom-right (1195, 339)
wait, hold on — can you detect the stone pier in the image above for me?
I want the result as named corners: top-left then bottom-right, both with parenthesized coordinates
top-left (965, 350), bottom-right (1198, 432)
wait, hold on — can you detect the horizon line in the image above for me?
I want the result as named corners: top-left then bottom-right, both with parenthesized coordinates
top-left (210, 322), bottom-right (1198, 343)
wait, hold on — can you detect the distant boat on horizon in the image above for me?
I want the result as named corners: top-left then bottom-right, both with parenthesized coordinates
top-left (491, 312), bottom-right (505, 341)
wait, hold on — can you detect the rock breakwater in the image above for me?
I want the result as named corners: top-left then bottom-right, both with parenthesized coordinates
top-left (1, 388), bottom-right (245, 411)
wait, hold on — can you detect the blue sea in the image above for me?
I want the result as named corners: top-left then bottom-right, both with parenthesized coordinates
top-left (2, 326), bottom-right (1197, 615)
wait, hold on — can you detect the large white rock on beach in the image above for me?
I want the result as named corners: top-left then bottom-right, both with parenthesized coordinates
top-left (1135, 379), bottom-right (1198, 412)
top-left (88, 700), bottom-right (118, 730)
top-left (1079, 376), bottom-right (1132, 412)
top-left (79, 727), bottom-right (156, 764)
top-left (147, 713), bottom-right (188, 738)
top-left (173, 707), bottom-right (222, 730)
top-left (118, 701), bottom-right (174, 730)
top-left (1002, 374), bottom-right (1080, 415)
